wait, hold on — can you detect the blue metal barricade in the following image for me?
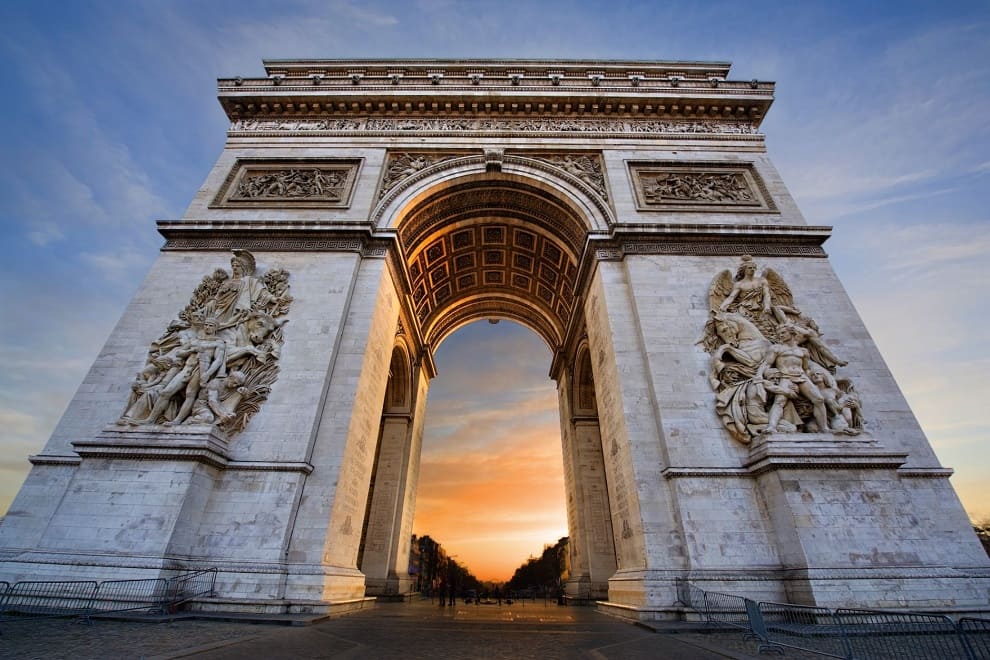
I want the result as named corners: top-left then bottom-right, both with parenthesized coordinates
top-left (959, 617), bottom-right (990, 660)
top-left (758, 601), bottom-right (850, 658)
top-left (0, 569), bottom-right (218, 627)
top-left (0, 580), bottom-right (98, 620)
top-left (159, 568), bottom-right (217, 612)
top-left (835, 608), bottom-right (970, 660)
top-left (701, 589), bottom-right (752, 631)
top-left (92, 578), bottom-right (170, 614)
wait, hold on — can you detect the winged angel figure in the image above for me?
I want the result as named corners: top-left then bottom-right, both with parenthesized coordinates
top-left (698, 256), bottom-right (861, 444)
top-left (116, 250), bottom-right (292, 437)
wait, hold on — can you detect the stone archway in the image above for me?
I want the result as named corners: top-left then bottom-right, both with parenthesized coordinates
top-left (2, 59), bottom-right (985, 622)
top-left (356, 167), bottom-right (624, 600)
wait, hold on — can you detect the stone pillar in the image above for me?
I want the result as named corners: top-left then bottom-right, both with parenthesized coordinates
top-left (584, 262), bottom-right (689, 617)
top-left (361, 414), bottom-right (413, 596)
top-left (282, 256), bottom-right (400, 605)
top-left (573, 419), bottom-right (617, 599)
top-left (558, 370), bottom-right (591, 599)
top-left (392, 365), bottom-right (430, 594)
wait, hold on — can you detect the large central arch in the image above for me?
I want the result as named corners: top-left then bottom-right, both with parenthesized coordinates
top-left (357, 164), bottom-right (624, 599)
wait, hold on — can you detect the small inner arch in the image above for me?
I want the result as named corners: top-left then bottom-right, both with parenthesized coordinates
top-left (399, 178), bottom-right (588, 350)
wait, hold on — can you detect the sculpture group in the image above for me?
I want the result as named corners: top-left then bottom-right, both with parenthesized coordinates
top-left (235, 168), bottom-right (346, 200)
top-left (641, 172), bottom-right (753, 204)
top-left (117, 250), bottom-right (291, 436)
top-left (699, 256), bottom-right (862, 444)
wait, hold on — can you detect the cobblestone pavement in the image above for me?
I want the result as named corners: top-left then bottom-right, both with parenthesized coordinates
top-left (0, 600), bottom-right (819, 659)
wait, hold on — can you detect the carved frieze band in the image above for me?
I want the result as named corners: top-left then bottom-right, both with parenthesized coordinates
top-left (229, 117), bottom-right (759, 137)
top-left (211, 158), bottom-right (361, 208)
top-left (596, 242), bottom-right (827, 260)
top-left (28, 454), bottom-right (82, 466)
top-left (163, 237), bottom-right (366, 252)
top-left (629, 161), bottom-right (778, 213)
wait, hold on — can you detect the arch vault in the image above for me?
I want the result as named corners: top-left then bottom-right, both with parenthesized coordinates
top-left (0, 59), bottom-right (986, 621)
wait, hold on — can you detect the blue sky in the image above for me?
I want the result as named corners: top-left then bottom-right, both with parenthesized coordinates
top-left (1, 1), bottom-right (988, 575)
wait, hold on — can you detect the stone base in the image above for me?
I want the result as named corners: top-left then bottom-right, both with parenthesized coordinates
top-left (599, 566), bottom-right (990, 622)
top-left (565, 575), bottom-right (608, 602)
top-left (374, 591), bottom-right (417, 602)
top-left (0, 551), bottom-right (381, 615)
top-left (188, 596), bottom-right (377, 616)
top-left (783, 567), bottom-right (990, 611)
top-left (364, 573), bottom-right (416, 599)
top-left (595, 599), bottom-right (683, 622)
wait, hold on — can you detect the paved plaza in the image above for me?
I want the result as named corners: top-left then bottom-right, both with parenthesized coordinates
top-left (0, 599), bottom-right (811, 659)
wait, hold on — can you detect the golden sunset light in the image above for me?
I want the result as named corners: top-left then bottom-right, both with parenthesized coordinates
top-left (412, 321), bottom-right (569, 582)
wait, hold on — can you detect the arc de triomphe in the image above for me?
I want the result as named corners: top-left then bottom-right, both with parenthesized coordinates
top-left (1, 59), bottom-right (987, 619)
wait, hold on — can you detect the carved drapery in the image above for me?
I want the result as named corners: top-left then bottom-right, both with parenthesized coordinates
top-left (116, 250), bottom-right (291, 437)
top-left (698, 255), bottom-right (862, 445)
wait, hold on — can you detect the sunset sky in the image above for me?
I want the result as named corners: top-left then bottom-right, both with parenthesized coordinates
top-left (1, 1), bottom-right (987, 583)
top-left (413, 321), bottom-right (567, 581)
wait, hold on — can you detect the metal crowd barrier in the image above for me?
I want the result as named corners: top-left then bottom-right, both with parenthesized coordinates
top-left (758, 601), bottom-right (850, 658)
top-left (959, 617), bottom-right (990, 660)
top-left (92, 578), bottom-right (169, 614)
top-left (701, 589), bottom-right (753, 632)
top-left (0, 580), bottom-right (99, 620)
top-left (836, 608), bottom-right (970, 660)
top-left (679, 581), bottom-right (987, 659)
top-left (158, 568), bottom-right (218, 613)
top-left (0, 568), bottom-right (218, 626)
top-left (674, 579), bottom-right (706, 614)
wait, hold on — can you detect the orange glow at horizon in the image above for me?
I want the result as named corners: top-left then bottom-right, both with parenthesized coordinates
top-left (411, 321), bottom-right (569, 582)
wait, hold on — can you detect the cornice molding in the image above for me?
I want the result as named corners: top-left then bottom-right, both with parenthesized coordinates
top-left (219, 59), bottom-right (773, 126)
top-left (28, 454), bottom-right (82, 467)
top-left (74, 427), bottom-right (314, 474)
top-left (157, 221), bottom-right (373, 252)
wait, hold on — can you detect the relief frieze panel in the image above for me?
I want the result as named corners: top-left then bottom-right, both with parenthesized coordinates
top-left (698, 256), bottom-right (862, 445)
top-left (212, 159), bottom-right (360, 208)
top-left (516, 153), bottom-right (609, 201)
top-left (116, 250), bottom-right (291, 437)
top-left (229, 117), bottom-right (758, 136)
top-left (378, 152), bottom-right (471, 199)
top-left (629, 161), bottom-right (778, 213)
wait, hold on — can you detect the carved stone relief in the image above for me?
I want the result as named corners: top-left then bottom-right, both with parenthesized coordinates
top-left (229, 117), bottom-right (758, 136)
top-left (698, 256), bottom-right (862, 445)
top-left (629, 162), bottom-right (777, 213)
top-left (378, 152), bottom-right (466, 199)
top-left (212, 159), bottom-right (359, 208)
top-left (523, 153), bottom-right (609, 201)
top-left (116, 250), bottom-right (291, 437)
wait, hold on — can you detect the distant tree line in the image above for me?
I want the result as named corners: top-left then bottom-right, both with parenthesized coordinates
top-left (506, 537), bottom-right (568, 592)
